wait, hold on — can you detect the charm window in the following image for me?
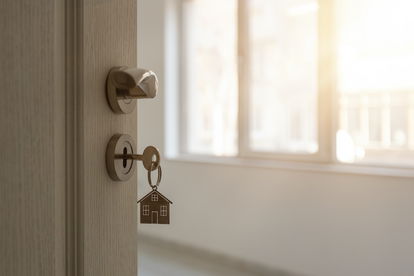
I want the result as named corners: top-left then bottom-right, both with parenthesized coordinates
top-left (160, 206), bottom-right (167, 216)
top-left (143, 205), bottom-right (149, 216)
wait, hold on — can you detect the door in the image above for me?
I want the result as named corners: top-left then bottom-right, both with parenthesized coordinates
top-left (1, 0), bottom-right (138, 275)
top-left (75, 0), bottom-right (138, 275)
top-left (151, 211), bottom-right (158, 224)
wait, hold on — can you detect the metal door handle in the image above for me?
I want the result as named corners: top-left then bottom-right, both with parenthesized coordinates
top-left (106, 66), bottom-right (158, 114)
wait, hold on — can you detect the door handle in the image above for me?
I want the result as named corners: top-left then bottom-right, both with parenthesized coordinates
top-left (106, 66), bottom-right (158, 114)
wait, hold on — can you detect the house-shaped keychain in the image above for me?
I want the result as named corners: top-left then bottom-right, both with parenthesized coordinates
top-left (137, 190), bottom-right (172, 224)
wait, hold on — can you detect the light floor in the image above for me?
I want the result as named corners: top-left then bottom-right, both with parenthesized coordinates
top-left (138, 238), bottom-right (271, 276)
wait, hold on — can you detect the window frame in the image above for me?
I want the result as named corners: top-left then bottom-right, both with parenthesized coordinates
top-left (160, 206), bottom-right (168, 216)
top-left (151, 194), bottom-right (158, 201)
top-left (143, 205), bottom-right (150, 216)
top-left (178, 0), bottom-right (336, 163)
top-left (174, 0), bottom-right (414, 170)
top-left (236, 0), bottom-right (335, 163)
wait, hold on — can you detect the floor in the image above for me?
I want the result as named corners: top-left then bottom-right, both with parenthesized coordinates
top-left (138, 237), bottom-right (274, 276)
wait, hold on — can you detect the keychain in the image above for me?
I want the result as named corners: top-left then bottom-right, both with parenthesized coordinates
top-left (137, 162), bottom-right (172, 224)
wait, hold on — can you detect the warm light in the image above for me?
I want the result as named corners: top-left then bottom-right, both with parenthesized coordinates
top-left (336, 0), bottom-right (414, 165)
top-left (182, 0), bottom-right (414, 164)
top-left (288, 3), bottom-right (319, 16)
top-left (337, 0), bottom-right (414, 93)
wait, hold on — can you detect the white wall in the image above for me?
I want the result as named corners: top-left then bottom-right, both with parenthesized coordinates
top-left (137, 1), bottom-right (414, 276)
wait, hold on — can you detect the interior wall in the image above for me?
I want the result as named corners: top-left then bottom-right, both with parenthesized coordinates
top-left (137, 1), bottom-right (414, 276)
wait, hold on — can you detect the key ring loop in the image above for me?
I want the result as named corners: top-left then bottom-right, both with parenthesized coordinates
top-left (147, 162), bottom-right (162, 190)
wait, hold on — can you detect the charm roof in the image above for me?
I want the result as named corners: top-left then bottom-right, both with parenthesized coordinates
top-left (137, 190), bottom-right (173, 204)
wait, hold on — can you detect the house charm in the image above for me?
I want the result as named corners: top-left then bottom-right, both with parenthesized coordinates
top-left (137, 190), bottom-right (172, 224)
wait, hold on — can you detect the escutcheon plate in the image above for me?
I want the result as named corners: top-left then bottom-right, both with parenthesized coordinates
top-left (106, 134), bottom-right (136, 181)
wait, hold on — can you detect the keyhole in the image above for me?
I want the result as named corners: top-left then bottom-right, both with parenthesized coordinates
top-left (123, 147), bottom-right (127, 168)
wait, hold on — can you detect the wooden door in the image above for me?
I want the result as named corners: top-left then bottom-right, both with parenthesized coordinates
top-left (1, 0), bottom-right (138, 275)
top-left (73, 0), bottom-right (138, 275)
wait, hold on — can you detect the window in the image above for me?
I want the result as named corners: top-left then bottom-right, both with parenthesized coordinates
top-left (160, 206), bottom-right (167, 216)
top-left (151, 194), bottom-right (158, 201)
top-left (246, 0), bottom-right (318, 154)
top-left (335, 0), bottom-right (414, 165)
top-left (182, 0), bottom-right (238, 156)
top-left (143, 205), bottom-right (149, 216)
top-left (178, 0), bottom-right (414, 166)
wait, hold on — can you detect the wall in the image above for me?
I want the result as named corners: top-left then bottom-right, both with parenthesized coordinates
top-left (137, 1), bottom-right (414, 276)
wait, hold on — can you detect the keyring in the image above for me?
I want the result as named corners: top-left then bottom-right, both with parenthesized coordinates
top-left (147, 162), bottom-right (162, 189)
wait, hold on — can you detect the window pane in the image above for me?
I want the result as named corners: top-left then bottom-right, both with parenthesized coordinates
top-left (336, 0), bottom-right (414, 165)
top-left (247, 0), bottom-right (319, 153)
top-left (183, 0), bottom-right (238, 156)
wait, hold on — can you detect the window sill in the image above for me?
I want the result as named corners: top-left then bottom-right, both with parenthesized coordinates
top-left (166, 154), bottom-right (414, 178)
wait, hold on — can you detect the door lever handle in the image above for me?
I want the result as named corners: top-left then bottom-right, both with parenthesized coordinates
top-left (106, 66), bottom-right (158, 114)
